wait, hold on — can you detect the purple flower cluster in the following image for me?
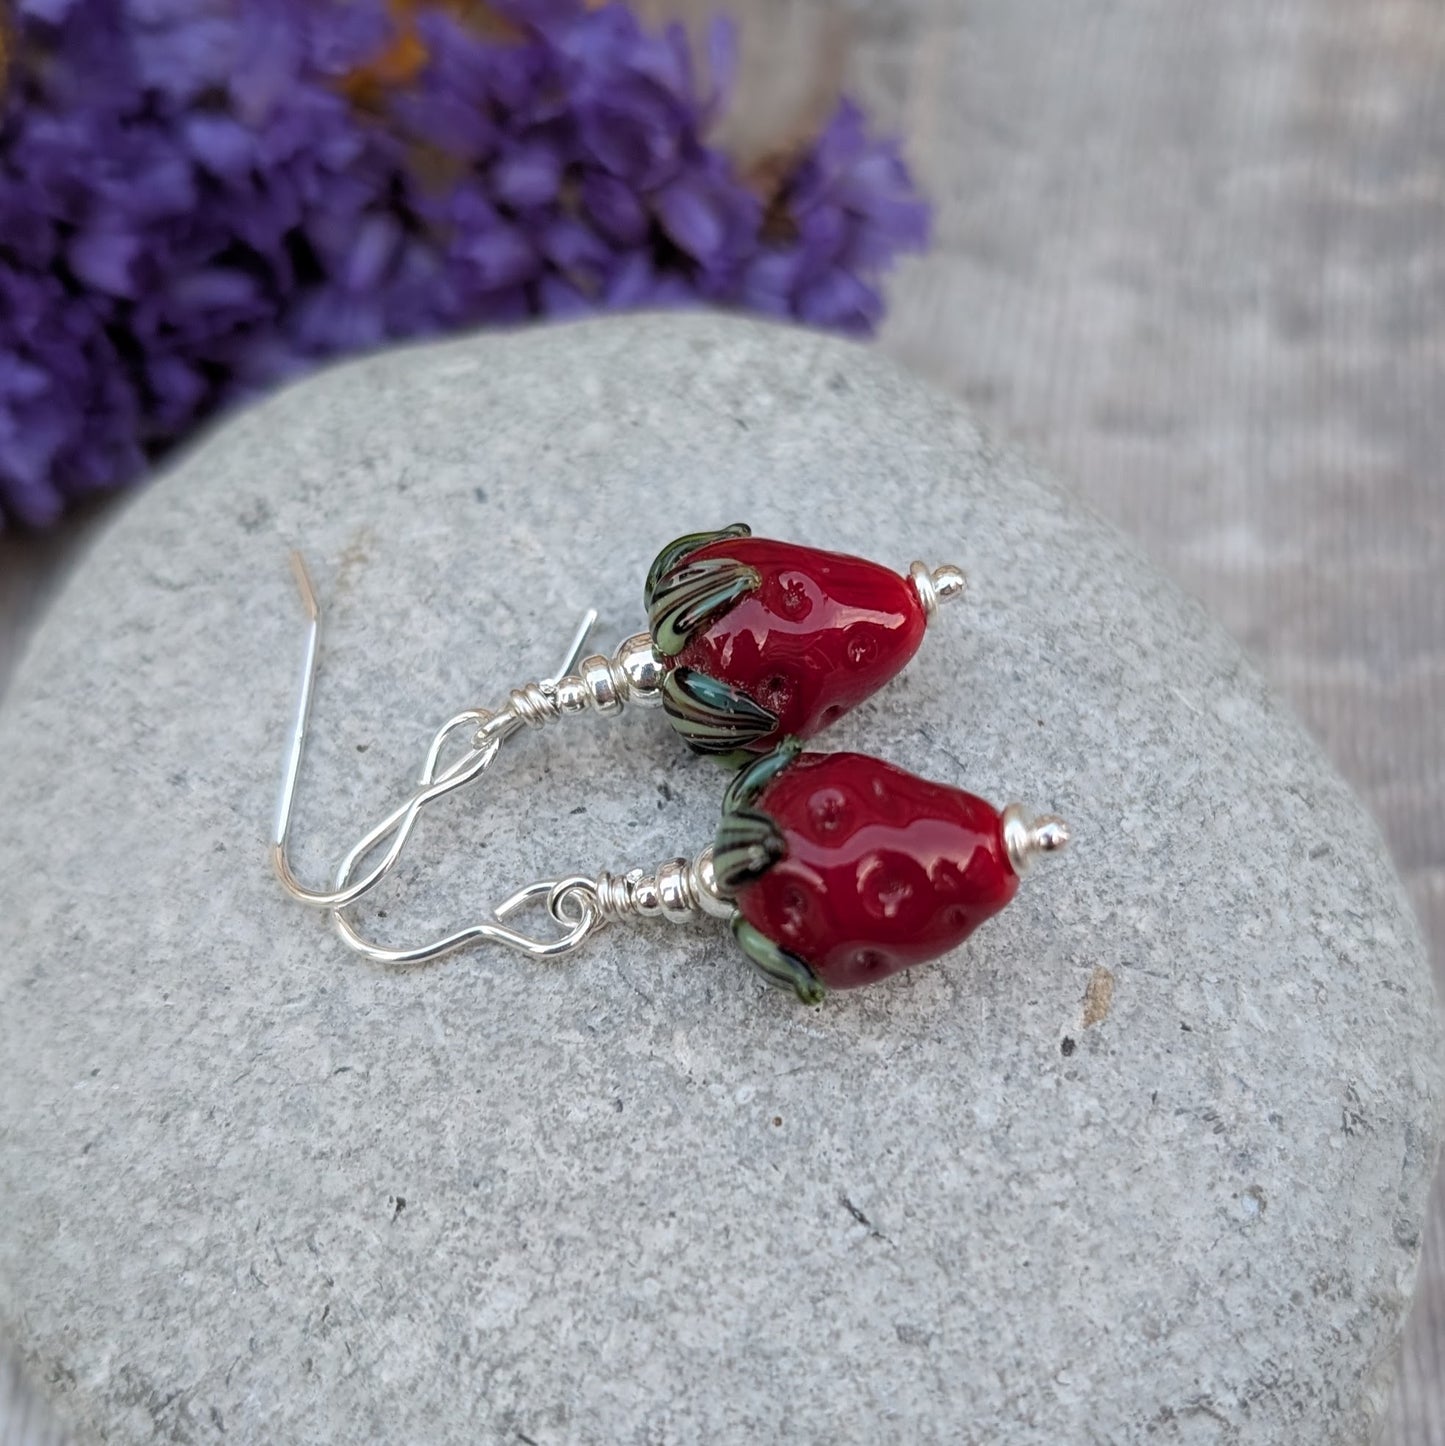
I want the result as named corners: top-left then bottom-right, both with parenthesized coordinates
top-left (0, 0), bottom-right (930, 527)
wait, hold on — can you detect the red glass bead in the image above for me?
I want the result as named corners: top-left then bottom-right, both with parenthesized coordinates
top-left (660, 534), bottom-right (926, 757)
top-left (733, 751), bottom-right (1018, 990)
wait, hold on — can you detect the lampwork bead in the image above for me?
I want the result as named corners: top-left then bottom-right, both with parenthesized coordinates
top-left (733, 751), bottom-right (1017, 990)
top-left (644, 525), bottom-right (932, 764)
top-left (710, 740), bottom-right (1068, 1003)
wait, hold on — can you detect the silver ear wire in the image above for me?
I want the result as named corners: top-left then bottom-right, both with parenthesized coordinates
top-left (271, 552), bottom-right (505, 911)
top-left (270, 552), bottom-right (656, 918)
top-left (548, 607), bottom-right (601, 686)
top-left (329, 846), bottom-right (734, 966)
top-left (263, 550), bottom-right (732, 966)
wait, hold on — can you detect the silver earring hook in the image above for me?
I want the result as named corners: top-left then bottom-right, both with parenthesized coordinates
top-left (330, 875), bottom-right (603, 965)
top-left (269, 551), bottom-right (717, 964)
top-left (270, 550), bottom-right (325, 898)
top-left (330, 852), bottom-right (736, 966)
top-left (270, 551), bottom-right (601, 912)
top-left (550, 607), bottom-right (601, 685)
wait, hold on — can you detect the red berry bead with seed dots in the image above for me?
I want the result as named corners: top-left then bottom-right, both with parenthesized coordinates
top-left (712, 741), bottom-right (1068, 1002)
top-left (644, 525), bottom-right (965, 765)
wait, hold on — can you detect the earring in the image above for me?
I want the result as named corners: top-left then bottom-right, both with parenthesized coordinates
top-left (709, 738), bottom-right (1068, 1002)
top-left (645, 524), bottom-right (966, 763)
top-left (323, 735), bottom-right (1068, 1005)
top-left (271, 525), bottom-right (966, 913)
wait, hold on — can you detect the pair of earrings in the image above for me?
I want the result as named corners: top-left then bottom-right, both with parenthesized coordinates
top-left (272, 524), bottom-right (1068, 1004)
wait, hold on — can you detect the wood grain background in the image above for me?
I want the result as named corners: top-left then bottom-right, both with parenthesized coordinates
top-left (1, 0), bottom-right (1441, 1440)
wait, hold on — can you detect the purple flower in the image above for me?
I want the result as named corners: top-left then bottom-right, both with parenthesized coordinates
top-left (748, 100), bottom-right (933, 334)
top-left (0, 0), bottom-right (931, 528)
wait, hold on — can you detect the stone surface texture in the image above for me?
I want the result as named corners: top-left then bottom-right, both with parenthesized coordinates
top-left (0, 316), bottom-right (1437, 1445)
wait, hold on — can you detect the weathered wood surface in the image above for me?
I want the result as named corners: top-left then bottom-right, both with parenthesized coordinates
top-left (1, 0), bottom-right (1441, 1440)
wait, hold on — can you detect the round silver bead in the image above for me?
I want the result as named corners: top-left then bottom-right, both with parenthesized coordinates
top-left (614, 633), bottom-right (667, 706)
top-left (581, 654), bottom-right (624, 715)
top-left (656, 858), bottom-right (695, 923)
top-left (554, 676), bottom-right (591, 714)
top-left (931, 564), bottom-right (967, 605)
top-left (629, 867), bottom-right (663, 917)
top-left (692, 846), bottom-right (737, 920)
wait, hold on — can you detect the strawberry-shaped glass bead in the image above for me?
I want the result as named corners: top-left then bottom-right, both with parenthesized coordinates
top-left (711, 740), bottom-right (1068, 1002)
top-left (644, 525), bottom-right (964, 764)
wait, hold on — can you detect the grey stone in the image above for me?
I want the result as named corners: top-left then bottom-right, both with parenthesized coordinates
top-left (0, 314), bottom-right (1437, 1446)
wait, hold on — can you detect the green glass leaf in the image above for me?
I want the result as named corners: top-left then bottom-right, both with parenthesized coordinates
top-left (662, 666), bottom-right (777, 757)
top-left (732, 917), bottom-right (825, 1005)
top-left (648, 556), bottom-right (760, 657)
top-left (721, 735), bottom-right (803, 817)
top-left (713, 806), bottom-right (786, 891)
top-left (643, 522), bottom-right (752, 610)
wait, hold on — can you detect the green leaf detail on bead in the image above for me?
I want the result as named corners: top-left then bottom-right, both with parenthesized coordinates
top-left (722, 735), bottom-right (804, 816)
top-left (662, 666), bottom-right (778, 759)
top-left (732, 916), bottom-right (826, 1004)
top-left (648, 556), bottom-right (761, 657)
top-left (713, 806), bottom-right (786, 892)
top-left (643, 522), bottom-right (752, 611)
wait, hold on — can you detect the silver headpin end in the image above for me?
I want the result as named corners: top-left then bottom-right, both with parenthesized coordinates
top-left (909, 561), bottom-right (968, 619)
top-left (1001, 805), bottom-right (1071, 876)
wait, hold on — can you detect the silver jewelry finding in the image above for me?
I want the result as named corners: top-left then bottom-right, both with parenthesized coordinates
top-left (1001, 804), bottom-right (1071, 874)
top-left (909, 561), bottom-right (967, 617)
top-left (271, 552), bottom-right (659, 917)
top-left (331, 847), bottom-right (735, 967)
top-left (270, 554), bottom-right (744, 962)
